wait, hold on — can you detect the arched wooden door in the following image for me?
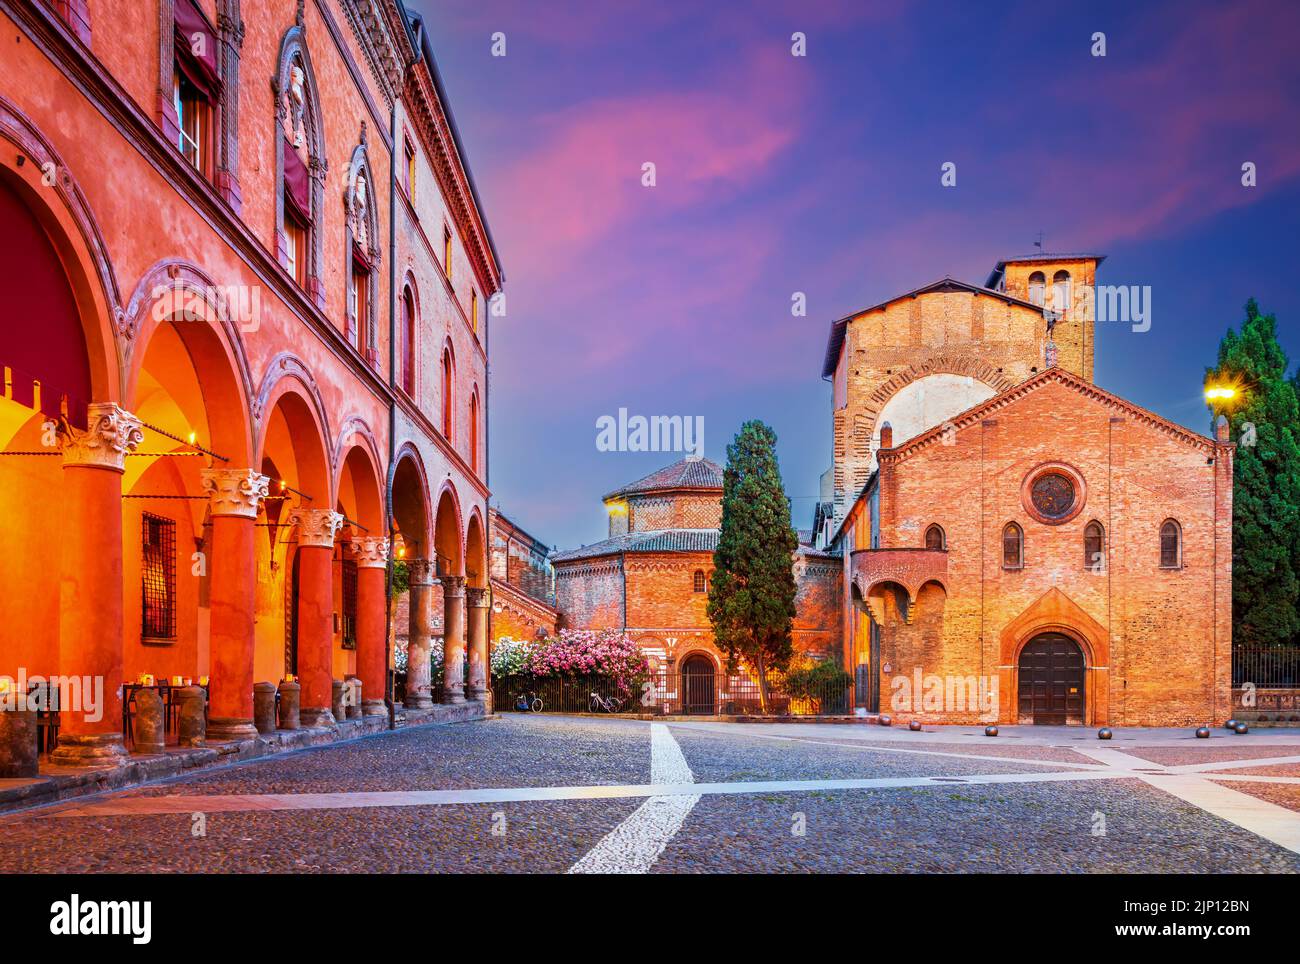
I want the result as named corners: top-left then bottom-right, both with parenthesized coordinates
top-left (1017, 633), bottom-right (1085, 725)
top-left (681, 655), bottom-right (716, 715)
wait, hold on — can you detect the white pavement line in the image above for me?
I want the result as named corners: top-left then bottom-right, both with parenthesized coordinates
top-left (1073, 745), bottom-right (1300, 856)
top-left (669, 721), bottom-right (1109, 771)
top-left (1207, 774), bottom-right (1300, 785)
top-left (568, 723), bottom-right (699, 874)
top-left (1138, 774), bottom-right (1300, 855)
top-left (1169, 754), bottom-right (1300, 774)
top-left (41, 768), bottom-right (1127, 819)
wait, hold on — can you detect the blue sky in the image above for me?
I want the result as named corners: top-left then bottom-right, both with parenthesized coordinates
top-left (411, 0), bottom-right (1300, 549)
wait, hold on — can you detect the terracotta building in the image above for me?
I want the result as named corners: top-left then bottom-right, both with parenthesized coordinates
top-left (488, 508), bottom-right (559, 646)
top-left (552, 457), bottom-right (842, 708)
top-left (0, 0), bottom-right (502, 764)
top-left (824, 255), bottom-right (1233, 726)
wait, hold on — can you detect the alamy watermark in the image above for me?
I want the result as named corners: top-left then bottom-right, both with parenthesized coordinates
top-left (596, 408), bottom-right (704, 456)
top-left (890, 666), bottom-right (998, 720)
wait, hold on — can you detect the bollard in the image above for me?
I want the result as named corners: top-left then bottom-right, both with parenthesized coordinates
top-left (345, 676), bottom-right (362, 720)
top-left (278, 680), bottom-right (300, 730)
top-left (253, 682), bottom-right (278, 735)
top-left (176, 686), bottom-right (206, 747)
top-left (331, 680), bottom-right (346, 723)
top-left (133, 689), bottom-right (166, 754)
top-left (0, 703), bottom-right (39, 778)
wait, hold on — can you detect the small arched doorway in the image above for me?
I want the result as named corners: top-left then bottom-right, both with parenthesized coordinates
top-left (681, 654), bottom-right (716, 715)
top-left (1017, 633), bottom-right (1085, 725)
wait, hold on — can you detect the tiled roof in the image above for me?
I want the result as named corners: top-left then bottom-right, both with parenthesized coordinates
top-left (551, 528), bottom-right (839, 563)
top-left (551, 529), bottom-right (719, 563)
top-left (603, 457), bottom-right (724, 500)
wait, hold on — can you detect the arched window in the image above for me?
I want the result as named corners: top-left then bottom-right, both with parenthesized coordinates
top-left (1002, 522), bottom-right (1023, 570)
top-left (441, 345), bottom-right (454, 440)
top-left (1052, 270), bottom-right (1071, 310)
top-left (693, 570), bottom-right (706, 593)
top-left (1028, 271), bottom-right (1046, 307)
top-left (1084, 521), bottom-right (1105, 572)
top-left (1160, 520), bottom-right (1182, 569)
top-left (468, 388), bottom-right (480, 475)
top-left (400, 286), bottom-right (416, 396)
top-left (346, 135), bottom-right (380, 364)
top-left (274, 28), bottom-right (325, 306)
top-left (924, 524), bottom-right (946, 550)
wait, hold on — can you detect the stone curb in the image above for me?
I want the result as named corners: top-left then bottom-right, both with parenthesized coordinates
top-left (0, 701), bottom-right (489, 815)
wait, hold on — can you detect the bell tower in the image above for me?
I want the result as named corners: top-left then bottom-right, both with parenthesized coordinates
top-left (986, 253), bottom-right (1104, 382)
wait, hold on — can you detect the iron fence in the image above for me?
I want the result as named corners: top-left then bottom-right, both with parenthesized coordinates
top-left (1233, 647), bottom-right (1300, 688)
top-left (495, 672), bottom-right (852, 717)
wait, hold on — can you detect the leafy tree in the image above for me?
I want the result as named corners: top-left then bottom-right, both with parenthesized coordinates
top-left (1206, 298), bottom-right (1300, 648)
top-left (707, 421), bottom-right (799, 711)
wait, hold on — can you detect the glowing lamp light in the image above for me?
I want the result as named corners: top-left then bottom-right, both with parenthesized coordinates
top-left (187, 431), bottom-right (197, 445)
top-left (279, 479), bottom-right (288, 492)
top-left (1204, 386), bottom-right (1236, 402)
top-left (397, 545), bottom-right (406, 559)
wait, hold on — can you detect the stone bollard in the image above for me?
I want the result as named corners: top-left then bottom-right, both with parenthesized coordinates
top-left (176, 686), bottom-right (206, 747)
top-left (0, 703), bottom-right (39, 778)
top-left (278, 680), bottom-right (300, 730)
top-left (345, 676), bottom-right (363, 720)
top-left (253, 682), bottom-right (278, 735)
top-left (331, 680), bottom-right (346, 723)
top-left (133, 689), bottom-right (166, 754)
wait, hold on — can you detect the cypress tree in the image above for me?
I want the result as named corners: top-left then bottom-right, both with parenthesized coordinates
top-left (1206, 298), bottom-right (1300, 649)
top-left (707, 420), bottom-right (799, 711)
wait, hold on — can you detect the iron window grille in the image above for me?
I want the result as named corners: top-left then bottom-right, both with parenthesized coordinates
top-left (142, 513), bottom-right (177, 639)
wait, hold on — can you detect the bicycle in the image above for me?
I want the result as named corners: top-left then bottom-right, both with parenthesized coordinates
top-left (514, 691), bottom-right (543, 713)
top-left (589, 692), bottom-right (623, 713)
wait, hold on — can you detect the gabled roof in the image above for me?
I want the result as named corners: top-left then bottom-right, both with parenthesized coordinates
top-left (820, 277), bottom-right (1045, 379)
top-left (881, 365), bottom-right (1221, 464)
top-left (603, 457), bottom-right (724, 501)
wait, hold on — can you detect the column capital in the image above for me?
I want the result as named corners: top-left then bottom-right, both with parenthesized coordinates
top-left (441, 574), bottom-right (466, 597)
top-left (466, 586), bottom-right (489, 608)
top-left (407, 558), bottom-right (437, 586)
top-left (60, 402), bottom-right (143, 471)
top-left (351, 535), bottom-right (390, 569)
top-left (201, 468), bottom-right (270, 518)
top-left (288, 508), bottom-right (344, 548)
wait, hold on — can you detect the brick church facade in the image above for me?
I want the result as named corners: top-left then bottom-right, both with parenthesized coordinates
top-left (823, 255), bottom-right (1233, 726)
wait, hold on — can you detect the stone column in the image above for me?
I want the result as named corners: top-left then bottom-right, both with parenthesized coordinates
top-left (404, 559), bottom-right (435, 709)
top-left (288, 508), bottom-right (344, 726)
top-left (466, 586), bottom-right (489, 701)
top-left (351, 536), bottom-right (389, 716)
top-left (201, 468), bottom-right (269, 741)
top-left (51, 403), bottom-right (142, 766)
top-left (442, 575), bottom-right (467, 704)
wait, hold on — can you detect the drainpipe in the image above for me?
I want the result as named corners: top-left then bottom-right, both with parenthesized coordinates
top-left (385, 71), bottom-right (400, 732)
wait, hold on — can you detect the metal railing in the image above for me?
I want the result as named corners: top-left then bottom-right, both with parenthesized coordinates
top-left (495, 672), bottom-right (852, 717)
top-left (1233, 647), bottom-right (1300, 688)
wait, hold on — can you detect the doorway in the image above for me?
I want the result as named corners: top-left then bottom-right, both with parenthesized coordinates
top-left (1017, 633), bottom-right (1085, 724)
top-left (681, 655), bottom-right (716, 715)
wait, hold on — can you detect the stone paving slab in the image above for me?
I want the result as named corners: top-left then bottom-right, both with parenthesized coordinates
top-left (652, 779), bottom-right (1300, 874)
top-left (1119, 744), bottom-right (1300, 767)
top-left (1214, 781), bottom-right (1300, 814)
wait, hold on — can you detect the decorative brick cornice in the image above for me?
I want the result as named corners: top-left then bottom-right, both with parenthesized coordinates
top-left (201, 468), bottom-right (270, 519)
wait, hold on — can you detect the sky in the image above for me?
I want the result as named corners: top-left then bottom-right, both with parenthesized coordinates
top-left (410, 0), bottom-right (1300, 551)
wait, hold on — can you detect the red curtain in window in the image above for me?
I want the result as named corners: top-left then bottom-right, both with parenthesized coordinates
top-left (174, 0), bottom-right (221, 99)
top-left (283, 136), bottom-right (312, 224)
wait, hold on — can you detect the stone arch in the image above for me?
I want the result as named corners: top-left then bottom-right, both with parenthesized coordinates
top-left (122, 259), bottom-right (256, 467)
top-left (334, 424), bottom-right (384, 533)
top-left (389, 442), bottom-right (431, 559)
top-left (433, 481), bottom-right (464, 577)
top-left (464, 506), bottom-right (487, 588)
top-left (253, 365), bottom-right (332, 507)
top-left (273, 13), bottom-right (326, 307)
top-left (0, 94), bottom-right (121, 404)
top-left (998, 587), bottom-right (1109, 725)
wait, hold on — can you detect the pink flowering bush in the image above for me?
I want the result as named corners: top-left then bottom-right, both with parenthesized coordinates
top-left (525, 629), bottom-right (649, 695)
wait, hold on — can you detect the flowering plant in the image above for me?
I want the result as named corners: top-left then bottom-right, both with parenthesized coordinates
top-left (524, 628), bottom-right (649, 694)
top-left (491, 637), bottom-right (534, 679)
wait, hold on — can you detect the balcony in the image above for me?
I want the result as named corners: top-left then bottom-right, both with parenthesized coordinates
top-left (850, 548), bottom-right (948, 623)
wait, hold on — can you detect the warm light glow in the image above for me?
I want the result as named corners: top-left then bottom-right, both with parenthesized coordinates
top-left (606, 501), bottom-right (627, 515)
top-left (397, 545), bottom-right (406, 559)
top-left (187, 431), bottom-right (197, 445)
top-left (280, 479), bottom-right (288, 491)
top-left (1205, 386), bottom-right (1237, 401)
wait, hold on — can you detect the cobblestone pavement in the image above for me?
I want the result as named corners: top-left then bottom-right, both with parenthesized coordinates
top-left (2, 715), bottom-right (1298, 873)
